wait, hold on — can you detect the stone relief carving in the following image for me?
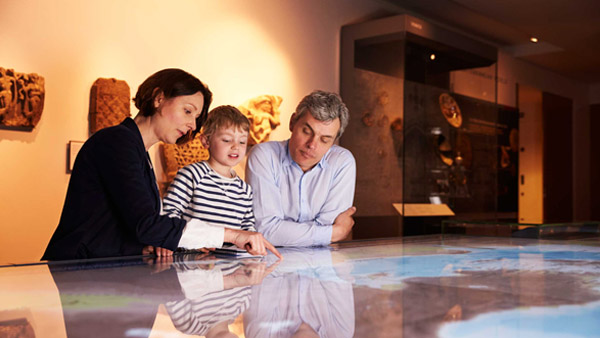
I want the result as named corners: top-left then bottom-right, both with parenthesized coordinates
top-left (0, 67), bottom-right (45, 130)
top-left (238, 95), bottom-right (282, 145)
top-left (160, 137), bottom-right (210, 192)
top-left (89, 78), bottom-right (131, 134)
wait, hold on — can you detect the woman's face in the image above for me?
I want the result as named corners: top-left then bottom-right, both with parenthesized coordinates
top-left (154, 91), bottom-right (204, 144)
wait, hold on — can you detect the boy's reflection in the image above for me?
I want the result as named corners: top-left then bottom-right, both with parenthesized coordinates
top-left (48, 253), bottom-right (275, 338)
top-left (165, 257), bottom-right (276, 337)
top-left (243, 247), bottom-right (355, 338)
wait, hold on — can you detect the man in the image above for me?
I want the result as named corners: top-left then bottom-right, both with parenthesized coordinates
top-left (246, 90), bottom-right (356, 246)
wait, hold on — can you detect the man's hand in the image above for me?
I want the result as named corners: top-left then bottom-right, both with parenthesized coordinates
top-left (224, 229), bottom-right (282, 259)
top-left (331, 206), bottom-right (356, 242)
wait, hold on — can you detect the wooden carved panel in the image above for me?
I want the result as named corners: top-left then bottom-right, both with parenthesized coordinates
top-left (238, 95), bottom-right (282, 145)
top-left (0, 67), bottom-right (45, 130)
top-left (89, 78), bottom-right (130, 134)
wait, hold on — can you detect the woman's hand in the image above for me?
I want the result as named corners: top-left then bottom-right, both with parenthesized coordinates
top-left (142, 245), bottom-right (173, 257)
top-left (223, 229), bottom-right (282, 259)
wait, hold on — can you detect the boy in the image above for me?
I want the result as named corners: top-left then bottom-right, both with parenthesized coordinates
top-left (162, 105), bottom-right (256, 233)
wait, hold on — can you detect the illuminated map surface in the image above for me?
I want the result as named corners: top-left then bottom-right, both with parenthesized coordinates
top-left (1, 235), bottom-right (599, 338)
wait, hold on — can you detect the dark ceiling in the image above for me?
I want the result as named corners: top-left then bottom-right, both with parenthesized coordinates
top-left (385, 0), bottom-right (600, 84)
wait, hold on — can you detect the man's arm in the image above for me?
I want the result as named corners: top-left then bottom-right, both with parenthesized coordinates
top-left (309, 147), bottom-right (357, 242)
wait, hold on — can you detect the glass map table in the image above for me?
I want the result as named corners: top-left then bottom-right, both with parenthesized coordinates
top-left (1, 234), bottom-right (599, 337)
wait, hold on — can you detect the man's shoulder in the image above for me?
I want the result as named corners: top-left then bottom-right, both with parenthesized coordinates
top-left (249, 140), bottom-right (286, 159)
top-left (325, 144), bottom-right (355, 164)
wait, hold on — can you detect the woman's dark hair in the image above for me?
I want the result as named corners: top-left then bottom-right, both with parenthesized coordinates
top-left (133, 68), bottom-right (213, 144)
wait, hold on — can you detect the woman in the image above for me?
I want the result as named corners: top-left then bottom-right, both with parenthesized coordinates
top-left (42, 68), bottom-right (280, 261)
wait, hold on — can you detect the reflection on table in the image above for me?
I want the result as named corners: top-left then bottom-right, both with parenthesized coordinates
top-left (244, 247), bottom-right (355, 338)
top-left (1, 234), bottom-right (600, 338)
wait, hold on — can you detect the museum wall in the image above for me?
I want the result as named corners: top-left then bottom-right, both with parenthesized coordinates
top-left (0, 0), bottom-right (389, 263)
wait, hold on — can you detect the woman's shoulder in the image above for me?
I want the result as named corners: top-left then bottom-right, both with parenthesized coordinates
top-left (91, 119), bottom-right (139, 143)
top-left (87, 119), bottom-right (142, 150)
top-left (82, 119), bottom-right (144, 162)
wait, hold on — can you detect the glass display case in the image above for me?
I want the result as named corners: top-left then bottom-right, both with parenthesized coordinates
top-left (341, 15), bottom-right (518, 238)
top-left (442, 220), bottom-right (600, 240)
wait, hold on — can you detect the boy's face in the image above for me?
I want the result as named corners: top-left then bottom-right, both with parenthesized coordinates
top-left (202, 125), bottom-right (249, 177)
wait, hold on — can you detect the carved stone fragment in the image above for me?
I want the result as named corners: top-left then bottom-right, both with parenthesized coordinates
top-left (0, 67), bottom-right (45, 130)
top-left (89, 78), bottom-right (130, 134)
top-left (161, 136), bottom-right (210, 186)
top-left (238, 95), bottom-right (282, 145)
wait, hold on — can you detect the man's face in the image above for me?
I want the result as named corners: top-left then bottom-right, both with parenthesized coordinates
top-left (288, 111), bottom-right (340, 172)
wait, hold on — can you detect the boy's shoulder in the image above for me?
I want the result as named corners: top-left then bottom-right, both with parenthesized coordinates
top-left (177, 161), bottom-right (212, 180)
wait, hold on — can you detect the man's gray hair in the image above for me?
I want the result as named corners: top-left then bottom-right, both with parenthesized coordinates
top-left (291, 90), bottom-right (349, 139)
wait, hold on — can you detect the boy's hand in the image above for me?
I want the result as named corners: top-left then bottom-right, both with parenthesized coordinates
top-left (223, 259), bottom-right (280, 289)
top-left (224, 229), bottom-right (282, 259)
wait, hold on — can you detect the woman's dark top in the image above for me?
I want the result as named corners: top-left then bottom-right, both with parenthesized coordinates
top-left (42, 118), bottom-right (186, 260)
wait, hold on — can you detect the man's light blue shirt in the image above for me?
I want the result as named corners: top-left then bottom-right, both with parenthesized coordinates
top-left (245, 140), bottom-right (356, 246)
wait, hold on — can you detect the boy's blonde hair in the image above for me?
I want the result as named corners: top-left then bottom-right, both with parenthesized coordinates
top-left (201, 105), bottom-right (250, 139)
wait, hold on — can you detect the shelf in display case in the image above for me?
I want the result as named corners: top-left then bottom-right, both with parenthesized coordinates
top-left (393, 203), bottom-right (455, 217)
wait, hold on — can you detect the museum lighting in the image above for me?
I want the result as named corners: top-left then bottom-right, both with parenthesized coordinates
top-left (430, 53), bottom-right (436, 60)
top-left (530, 37), bottom-right (538, 43)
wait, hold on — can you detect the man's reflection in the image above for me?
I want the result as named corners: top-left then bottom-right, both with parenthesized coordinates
top-left (243, 247), bottom-right (355, 338)
top-left (48, 253), bottom-right (275, 338)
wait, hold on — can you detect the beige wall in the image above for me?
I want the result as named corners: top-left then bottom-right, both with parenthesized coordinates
top-left (0, 0), bottom-right (389, 263)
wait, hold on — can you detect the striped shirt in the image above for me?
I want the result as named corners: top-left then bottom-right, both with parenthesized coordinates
top-left (163, 161), bottom-right (256, 231)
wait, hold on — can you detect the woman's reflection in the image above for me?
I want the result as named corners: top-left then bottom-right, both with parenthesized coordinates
top-left (48, 253), bottom-right (275, 338)
top-left (243, 247), bottom-right (355, 338)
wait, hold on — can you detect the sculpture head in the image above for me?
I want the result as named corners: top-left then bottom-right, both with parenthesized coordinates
top-left (239, 94), bottom-right (282, 145)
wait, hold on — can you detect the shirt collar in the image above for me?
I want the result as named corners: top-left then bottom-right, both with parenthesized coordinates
top-left (283, 140), bottom-right (330, 172)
